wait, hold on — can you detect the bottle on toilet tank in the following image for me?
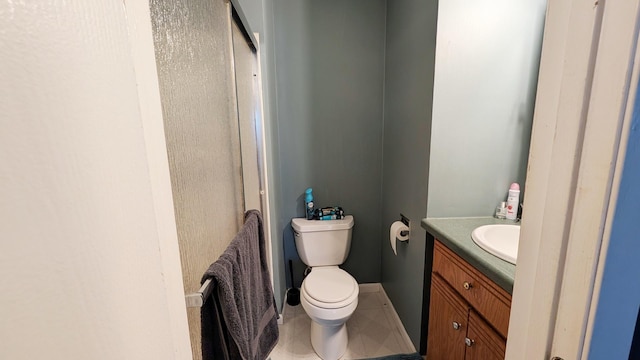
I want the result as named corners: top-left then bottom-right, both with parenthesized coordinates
top-left (305, 188), bottom-right (315, 220)
top-left (505, 183), bottom-right (520, 220)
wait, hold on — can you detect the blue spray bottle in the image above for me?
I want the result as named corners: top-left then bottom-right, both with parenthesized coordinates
top-left (305, 188), bottom-right (314, 220)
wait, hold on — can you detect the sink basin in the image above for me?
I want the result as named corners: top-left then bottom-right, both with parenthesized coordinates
top-left (471, 224), bottom-right (520, 264)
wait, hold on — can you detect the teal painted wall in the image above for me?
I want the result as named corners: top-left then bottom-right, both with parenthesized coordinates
top-left (380, 0), bottom-right (438, 350)
top-left (427, 0), bottom-right (546, 217)
top-left (272, 0), bottom-right (387, 288)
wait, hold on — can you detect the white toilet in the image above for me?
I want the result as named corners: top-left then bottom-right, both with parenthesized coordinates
top-left (291, 215), bottom-right (359, 360)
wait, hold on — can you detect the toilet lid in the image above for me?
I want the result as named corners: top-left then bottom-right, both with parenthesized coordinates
top-left (302, 267), bottom-right (357, 306)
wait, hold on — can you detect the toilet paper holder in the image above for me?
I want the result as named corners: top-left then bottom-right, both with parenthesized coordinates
top-left (400, 214), bottom-right (410, 237)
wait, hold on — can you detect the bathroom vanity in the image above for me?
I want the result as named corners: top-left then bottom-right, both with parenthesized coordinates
top-left (422, 218), bottom-right (516, 360)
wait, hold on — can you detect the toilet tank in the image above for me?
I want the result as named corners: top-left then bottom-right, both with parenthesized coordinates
top-left (291, 215), bottom-right (354, 267)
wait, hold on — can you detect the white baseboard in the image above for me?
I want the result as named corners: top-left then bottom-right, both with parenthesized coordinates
top-left (378, 283), bottom-right (417, 353)
top-left (358, 282), bottom-right (382, 293)
top-left (278, 292), bottom-right (286, 325)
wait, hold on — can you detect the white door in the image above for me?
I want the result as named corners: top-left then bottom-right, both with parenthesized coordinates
top-left (506, 1), bottom-right (640, 359)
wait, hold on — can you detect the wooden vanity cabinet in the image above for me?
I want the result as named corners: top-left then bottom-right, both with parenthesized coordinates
top-left (465, 310), bottom-right (506, 360)
top-left (426, 240), bottom-right (512, 360)
top-left (427, 274), bottom-right (469, 360)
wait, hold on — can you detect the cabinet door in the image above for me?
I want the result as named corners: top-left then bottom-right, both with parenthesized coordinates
top-left (426, 274), bottom-right (469, 360)
top-left (465, 310), bottom-right (506, 360)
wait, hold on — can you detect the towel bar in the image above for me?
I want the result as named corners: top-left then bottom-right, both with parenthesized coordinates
top-left (185, 278), bottom-right (213, 308)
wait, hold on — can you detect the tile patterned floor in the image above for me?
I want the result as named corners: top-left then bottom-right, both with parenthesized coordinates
top-left (269, 288), bottom-right (416, 360)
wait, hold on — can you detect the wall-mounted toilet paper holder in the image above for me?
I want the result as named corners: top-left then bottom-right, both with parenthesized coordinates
top-left (400, 214), bottom-right (410, 237)
top-left (390, 215), bottom-right (411, 255)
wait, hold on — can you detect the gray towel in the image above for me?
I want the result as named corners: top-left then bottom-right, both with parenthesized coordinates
top-left (201, 210), bottom-right (279, 360)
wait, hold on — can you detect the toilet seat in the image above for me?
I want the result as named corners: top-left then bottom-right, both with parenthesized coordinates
top-left (302, 267), bottom-right (358, 309)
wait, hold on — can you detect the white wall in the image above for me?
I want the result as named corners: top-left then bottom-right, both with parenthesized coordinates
top-left (0, 1), bottom-right (190, 358)
top-left (428, 0), bottom-right (546, 217)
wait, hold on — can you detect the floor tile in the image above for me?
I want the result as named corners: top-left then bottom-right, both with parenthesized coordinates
top-left (352, 308), bottom-right (406, 357)
top-left (356, 291), bottom-right (385, 310)
top-left (269, 290), bottom-right (415, 360)
top-left (341, 326), bottom-right (368, 360)
top-left (381, 305), bottom-right (415, 354)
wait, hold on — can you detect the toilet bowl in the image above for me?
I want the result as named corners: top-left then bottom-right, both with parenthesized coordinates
top-left (300, 266), bottom-right (359, 360)
top-left (291, 215), bottom-right (357, 360)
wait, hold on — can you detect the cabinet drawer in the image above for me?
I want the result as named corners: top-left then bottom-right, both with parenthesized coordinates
top-left (432, 240), bottom-right (512, 338)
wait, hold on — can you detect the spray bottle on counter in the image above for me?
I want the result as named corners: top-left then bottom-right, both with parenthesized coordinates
top-left (305, 188), bottom-right (315, 220)
top-left (505, 183), bottom-right (520, 220)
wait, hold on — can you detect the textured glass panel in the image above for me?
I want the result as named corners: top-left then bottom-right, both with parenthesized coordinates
top-left (149, 0), bottom-right (244, 357)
